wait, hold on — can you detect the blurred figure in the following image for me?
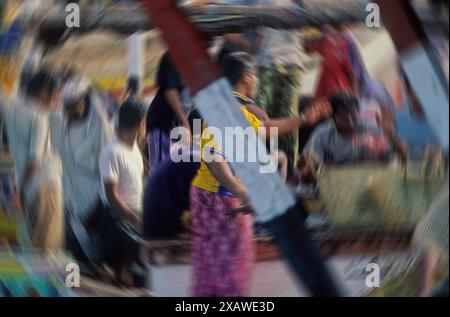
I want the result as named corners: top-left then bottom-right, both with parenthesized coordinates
top-left (343, 26), bottom-right (395, 129)
top-left (2, 70), bottom-right (63, 253)
top-left (96, 98), bottom-right (147, 285)
top-left (143, 146), bottom-right (201, 240)
top-left (303, 92), bottom-right (407, 166)
top-left (190, 52), bottom-right (329, 297)
top-left (305, 25), bottom-right (354, 99)
top-left (146, 52), bottom-right (192, 174)
top-left (50, 76), bottom-right (115, 262)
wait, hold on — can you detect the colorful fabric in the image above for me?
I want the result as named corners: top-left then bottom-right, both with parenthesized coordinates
top-left (0, 251), bottom-right (72, 297)
top-left (254, 65), bottom-right (302, 172)
top-left (233, 92), bottom-right (270, 122)
top-left (306, 34), bottom-right (354, 98)
top-left (0, 21), bottom-right (25, 55)
top-left (147, 128), bottom-right (174, 175)
top-left (190, 186), bottom-right (254, 297)
top-left (344, 32), bottom-right (395, 111)
top-left (191, 105), bottom-right (261, 194)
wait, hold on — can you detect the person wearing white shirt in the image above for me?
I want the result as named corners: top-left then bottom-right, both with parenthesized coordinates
top-left (1, 70), bottom-right (63, 253)
top-left (97, 98), bottom-right (147, 285)
top-left (50, 76), bottom-right (115, 261)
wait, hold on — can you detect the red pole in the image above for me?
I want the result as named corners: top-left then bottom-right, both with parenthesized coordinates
top-left (138, 0), bottom-right (220, 95)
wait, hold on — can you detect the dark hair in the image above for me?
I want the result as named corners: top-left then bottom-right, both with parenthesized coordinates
top-left (127, 76), bottom-right (140, 96)
top-left (118, 98), bottom-right (147, 131)
top-left (329, 92), bottom-right (359, 115)
top-left (220, 52), bottom-right (256, 87)
top-left (26, 70), bottom-right (58, 98)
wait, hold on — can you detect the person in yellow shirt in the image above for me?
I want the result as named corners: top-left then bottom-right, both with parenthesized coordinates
top-left (190, 52), bottom-right (330, 297)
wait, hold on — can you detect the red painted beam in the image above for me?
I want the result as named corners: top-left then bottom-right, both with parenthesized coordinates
top-left (375, 0), bottom-right (428, 53)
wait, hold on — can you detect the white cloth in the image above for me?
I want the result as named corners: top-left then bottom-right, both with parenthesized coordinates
top-left (99, 139), bottom-right (144, 212)
top-left (3, 97), bottom-right (62, 199)
top-left (60, 76), bottom-right (91, 105)
top-left (50, 98), bottom-right (115, 221)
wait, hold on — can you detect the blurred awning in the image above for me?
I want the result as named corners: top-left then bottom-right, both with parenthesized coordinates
top-left (44, 26), bottom-right (399, 98)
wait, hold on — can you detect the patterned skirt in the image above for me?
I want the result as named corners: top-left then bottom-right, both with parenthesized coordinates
top-left (190, 186), bottom-right (254, 297)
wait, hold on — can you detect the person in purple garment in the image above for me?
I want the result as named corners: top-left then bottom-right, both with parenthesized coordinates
top-left (143, 147), bottom-right (201, 239)
top-left (343, 27), bottom-right (395, 129)
top-left (344, 28), bottom-right (394, 108)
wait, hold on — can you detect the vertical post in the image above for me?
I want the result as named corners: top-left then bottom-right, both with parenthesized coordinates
top-left (127, 32), bottom-right (145, 96)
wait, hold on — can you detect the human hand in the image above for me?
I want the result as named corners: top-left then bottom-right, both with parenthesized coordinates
top-left (302, 98), bottom-right (332, 125)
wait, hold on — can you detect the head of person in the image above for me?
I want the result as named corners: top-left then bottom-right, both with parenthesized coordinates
top-left (118, 98), bottom-right (147, 142)
top-left (330, 92), bottom-right (360, 135)
top-left (220, 52), bottom-right (259, 98)
top-left (25, 69), bottom-right (60, 107)
top-left (126, 76), bottom-right (140, 98)
top-left (61, 76), bottom-right (91, 122)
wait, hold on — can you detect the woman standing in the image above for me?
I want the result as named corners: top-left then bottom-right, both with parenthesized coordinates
top-left (146, 52), bottom-right (192, 174)
top-left (190, 52), bottom-right (330, 296)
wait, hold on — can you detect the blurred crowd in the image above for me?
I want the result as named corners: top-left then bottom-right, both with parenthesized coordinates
top-left (0, 0), bottom-right (448, 297)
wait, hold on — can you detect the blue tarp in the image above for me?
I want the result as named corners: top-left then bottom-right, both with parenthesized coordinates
top-left (0, 21), bottom-right (25, 55)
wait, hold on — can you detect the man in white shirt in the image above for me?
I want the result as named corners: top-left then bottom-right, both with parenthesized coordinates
top-left (50, 76), bottom-right (115, 261)
top-left (1, 70), bottom-right (63, 253)
top-left (97, 98), bottom-right (147, 285)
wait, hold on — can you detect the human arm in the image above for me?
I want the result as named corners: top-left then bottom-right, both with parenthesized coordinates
top-left (206, 154), bottom-right (248, 203)
top-left (103, 182), bottom-right (141, 228)
top-left (159, 54), bottom-right (192, 142)
top-left (164, 90), bottom-right (191, 133)
top-left (263, 98), bottom-right (331, 139)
